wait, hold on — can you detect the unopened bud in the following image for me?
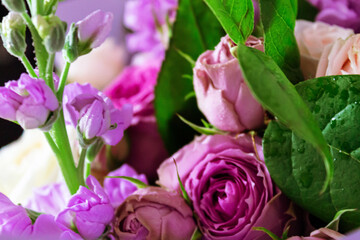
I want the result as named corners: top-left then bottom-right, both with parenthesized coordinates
top-left (62, 23), bottom-right (79, 63)
top-left (0, 12), bottom-right (26, 57)
top-left (34, 15), bottom-right (67, 53)
top-left (2, 0), bottom-right (26, 13)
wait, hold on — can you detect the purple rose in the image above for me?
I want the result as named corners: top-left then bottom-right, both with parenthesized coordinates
top-left (343, 229), bottom-right (360, 240)
top-left (56, 176), bottom-right (114, 240)
top-left (103, 164), bottom-right (148, 208)
top-left (0, 192), bottom-right (79, 240)
top-left (63, 83), bottom-right (132, 146)
top-left (24, 183), bottom-right (71, 216)
top-left (114, 186), bottom-right (196, 240)
top-left (104, 65), bottom-right (168, 181)
top-left (158, 134), bottom-right (298, 240)
top-left (0, 73), bottom-right (58, 129)
top-left (76, 10), bottom-right (113, 48)
top-left (124, 0), bottom-right (177, 62)
top-left (308, 0), bottom-right (360, 32)
top-left (193, 35), bottom-right (264, 133)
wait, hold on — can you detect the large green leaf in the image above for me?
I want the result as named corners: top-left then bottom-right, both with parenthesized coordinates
top-left (259, 0), bottom-right (303, 84)
top-left (203, 0), bottom-right (254, 44)
top-left (154, 0), bottom-right (224, 153)
top-left (237, 44), bottom-right (333, 192)
top-left (264, 75), bottom-right (360, 231)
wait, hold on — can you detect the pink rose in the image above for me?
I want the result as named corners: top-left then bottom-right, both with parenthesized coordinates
top-left (295, 20), bottom-right (354, 79)
top-left (316, 34), bottom-right (360, 77)
top-left (158, 134), bottom-right (300, 239)
top-left (193, 35), bottom-right (264, 133)
top-left (114, 187), bottom-right (196, 240)
top-left (287, 228), bottom-right (344, 240)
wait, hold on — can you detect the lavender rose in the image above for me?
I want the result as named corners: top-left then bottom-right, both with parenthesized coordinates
top-left (287, 228), bottom-right (344, 240)
top-left (308, 0), bottom-right (360, 33)
top-left (158, 134), bottom-right (298, 240)
top-left (193, 35), bottom-right (264, 133)
top-left (0, 192), bottom-right (79, 240)
top-left (103, 164), bottom-right (148, 208)
top-left (114, 186), bottom-right (196, 240)
top-left (0, 73), bottom-right (58, 130)
top-left (316, 34), bottom-right (360, 77)
top-left (56, 176), bottom-right (114, 240)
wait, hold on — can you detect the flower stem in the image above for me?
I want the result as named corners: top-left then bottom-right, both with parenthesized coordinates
top-left (84, 160), bottom-right (91, 179)
top-left (77, 147), bottom-right (87, 185)
top-left (57, 61), bottom-right (70, 100)
top-left (45, 53), bottom-right (55, 91)
top-left (20, 55), bottom-right (37, 78)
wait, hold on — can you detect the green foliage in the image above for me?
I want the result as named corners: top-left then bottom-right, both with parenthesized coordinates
top-left (154, 0), bottom-right (224, 154)
top-left (203, 0), bottom-right (254, 44)
top-left (259, 0), bottom-right (303, 84)
top-left (237, 44), bottom-right (333, 192)
top-left (264, 75), bottom-right (360, 231)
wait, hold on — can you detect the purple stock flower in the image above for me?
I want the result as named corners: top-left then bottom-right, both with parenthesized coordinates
top-left (63, 83), bottom-right (132, 146)
top-left (56, 176), bottom-right (114, 240)
top-left (124, 0), bottom-right (177, 62)
top-left (77, 10), bottom-right (113, 48)
top-left (0, 192), bottom-right (78, 240)
top-left (158, 134), bottom-right (300, 240)
top-left (103, 164), bottom-right (148, 208)
top-left (308, 0), bottom-right (360, 32)
top-left (0, 73), bottom-right (58, 129)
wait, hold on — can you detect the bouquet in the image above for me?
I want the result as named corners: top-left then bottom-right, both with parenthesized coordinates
top-left (0, 0), bottom-right (360, 239)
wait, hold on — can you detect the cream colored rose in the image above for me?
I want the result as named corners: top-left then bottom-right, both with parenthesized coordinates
top-left (0, 130), bottom-right (62, 204)
top-left (56, 38), bottom-right (126, 90)
top-left (316, 34), bottom-right (360, 77)
top-left (295, 20), bottom-right (354, 79)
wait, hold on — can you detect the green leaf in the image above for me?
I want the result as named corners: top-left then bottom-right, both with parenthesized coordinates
top-left (259, 0), bottom-right (303, 84)
top-left (154, 0), bottom-right (224, 154)
top-left (173, 159), bottom-right (192, 206)
top-left (326, 209), bottom-right (357, 231)
top-left (263, 75), bottom-right (360, 232)
top-left (106, 176), bottom-right (148, 189)
top-left (190, 227), bottom-right (202, 240)
top-left (203, 0), bottom-right (254, 44)
top-left (237, 44), bottom-right (333, 193)
top-left (297, 0), bottom-right (318, 21)
top-left (177, 114), bottom-right (227, 135)
top-left (252, 227), bottom-right (281, 240)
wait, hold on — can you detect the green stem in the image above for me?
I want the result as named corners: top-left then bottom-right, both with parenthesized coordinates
top-left (84, 160), bottom-right (91, 179)
top-left (20, 55), bottom-right (37, 78)
top-left (45, 54), bottom-right (55, 91)
top-left (51, 110), bottom-right (81, 194)
top-left (43, 132), bottom-right (61, 159)
top-left (57, 61), bottom-right (70, 100)
top-left (77, 147), bottom-right (87, 186)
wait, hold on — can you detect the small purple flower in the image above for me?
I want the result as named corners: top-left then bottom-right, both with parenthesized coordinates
top-left (308, 0), bottom-right (360, 32)
top-left (103, 164), bottom-right (148, 208)
top-left (0, 192), bottom-right (79, 240)
top-left (77, 10), bottom-right (113, 48)
top-left (56, 176), bottom-right (114, 240)
top-left (63, 83), bottom-right (132, 146)
top-left (0, 73), bottom-right (58, 129)
top-left (124, 0), bottom-right (177, 62)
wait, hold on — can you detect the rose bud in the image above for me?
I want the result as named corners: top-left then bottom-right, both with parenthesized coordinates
top-left (0, 73), bottom-right (59, 130)
top-left (0, 193), bottom-right (79, 239)
top-left (63, 83), bottom-right (132, 146)
top-left (114, 187), bottom-right (196, 240)
top-left (103, 164), bottom-right (148, 208)
top-left (193, 35), bottom-right (264, 133)
top-left (295, 20), bottom-right (354, 79)
top-left (158, 134), bottom-right (301, 240)
top-left (56, 176), bottom-right (114, 240)
top-left (316, 34), bottom-right (360, 77)
top-left (287, 227), bottom-right (344, 240)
